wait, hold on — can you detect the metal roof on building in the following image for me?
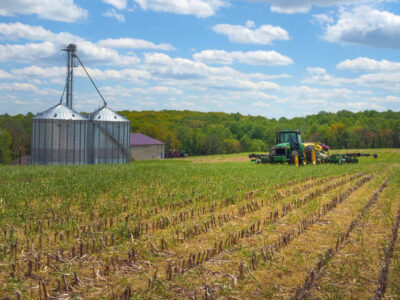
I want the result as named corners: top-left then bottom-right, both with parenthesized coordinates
top-left (33, 103), bottom-right (88, 120)
top-left (90, 106), bottom-right (129, 122)
top-left (130, 133), bottom-right (165, 146)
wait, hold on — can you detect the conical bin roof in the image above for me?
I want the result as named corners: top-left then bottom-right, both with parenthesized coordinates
top-left (33, 103), bottom-right (87, 120)
top-left (90, 106), bottom-right (128, 122)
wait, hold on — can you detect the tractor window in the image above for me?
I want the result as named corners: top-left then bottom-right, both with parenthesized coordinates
top-left (279, 132), bottom-right (297, 144)
top-left (279, 132), bottom-right (301, 148)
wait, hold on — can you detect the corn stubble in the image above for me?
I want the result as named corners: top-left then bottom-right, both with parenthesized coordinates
top-left (0, 152), bottom-right (399, 299)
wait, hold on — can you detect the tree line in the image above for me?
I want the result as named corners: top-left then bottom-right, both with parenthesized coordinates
top-left (0, 109), bottom-right (399, 163)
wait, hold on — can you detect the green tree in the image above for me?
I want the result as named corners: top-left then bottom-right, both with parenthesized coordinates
top-left (201, 125), bottom-right (232, 154)
top-left (379, 128), bottom-right (394, 148)
top-left (327, 123), bottom-right (348, 149)
top-left (0, 129), bottom-right (12, 164)
top-left (202, 135), bottom-right (221, 155)
top-left (248, 139), bottom-right (267, 152)
top-left (1, 108), bottom-right (400, 160)
top-left (239, 135), bottom-right (251, 152)
top-left (221, 139), bottom-right (241, 154)
top-left (176, 126), bottom-right (193, 153)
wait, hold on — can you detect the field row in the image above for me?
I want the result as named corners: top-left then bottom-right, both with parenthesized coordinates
top-left (0, 155), bottom-right (399, 299)
top-left (0, 171), bottom-right (365, 298)
top-left (181, 170), bottom-right (399, 299)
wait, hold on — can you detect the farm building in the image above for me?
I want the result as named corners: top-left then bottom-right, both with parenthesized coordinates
top-left (130, 133), bottom-right (165, 161)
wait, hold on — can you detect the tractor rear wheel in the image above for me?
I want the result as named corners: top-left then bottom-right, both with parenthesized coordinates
top-left (306, 145), bottom-right (317, 165)
top-left (290, 151), bottom-right (299, 166)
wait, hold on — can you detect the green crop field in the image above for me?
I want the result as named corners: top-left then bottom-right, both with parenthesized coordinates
top-left (0, 149), bottom-right (399, 299)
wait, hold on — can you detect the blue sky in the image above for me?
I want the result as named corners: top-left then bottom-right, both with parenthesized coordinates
top-left (0, 0), bottom-right (399, 118)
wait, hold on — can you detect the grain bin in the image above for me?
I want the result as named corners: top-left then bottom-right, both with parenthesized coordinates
top-left (31, 43), bottom-right (130, 165)
top-left (88, 106), bottom-right (130, 164)
top-left (31, 103), bottom-right (88, 165)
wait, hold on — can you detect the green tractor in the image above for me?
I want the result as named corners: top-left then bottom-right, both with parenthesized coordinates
top-left (254, 130), bottom-right (317, 166)
top-left (249, 129), bottom-right (378, 165)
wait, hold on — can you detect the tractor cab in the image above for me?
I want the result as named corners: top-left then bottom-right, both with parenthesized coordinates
top-left (277, 130), bottom-right (302, 150)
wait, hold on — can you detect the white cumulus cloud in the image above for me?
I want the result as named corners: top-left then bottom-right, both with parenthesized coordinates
top-left (312, 14), bottom-right (334, 25)
top-left (337, 57), bottom-right (400, 72)
top-left (74, 67), bottom-right (151, 82)
top-left (134, 0), bottom-right (228, 18)
top-left (102, 0), bottom-right (127, 9)
top-left (0, 22), bottom-right (77, 42)
top-left (323, 6), bottom-right (400, 48)
top-left (371, 96), bottom-right (400, 103)
top-left (263, 0), bottom-right (380, 14)
top-left (246, 20), bottom-right (255, 28)
top-left (98, 38), bottom-right (175, 50)
top-left (148, 86), bottom-right (183, 95)
top-left (0, 23), bottom-right (141, 66)
top-left (103, 9), bottom-right (125, 22)
top-left (356, 72), bottom-right (400, 90)
top-left (193, 50), bottom-right (234, 64)
top-left (0, 0), bottom-right (87, 22)
top-left (0, 42), bottom-right (57, 63)
top-left (11, 66), bottom-right (64, 78)
top-left (303, 67), bottom-right (348, 86)
top-left (304, 66), bottom-right (400, 91)
top-left (213, 21), bottom-right (289, 44)
top-left (252, 101), bottom-right (270, 108)
top-left (341, 101), bottom-right (385, 111)
top-left (0, 82), bottom-right (38, 92)
top-left (0, 70), bottom-right (13, 79)
top-left (142, 52), bottom-right (281, 92)
top-left (4, 65), bottom-right (152, 85)
top-left (193, 50), bottom-right (293, 66)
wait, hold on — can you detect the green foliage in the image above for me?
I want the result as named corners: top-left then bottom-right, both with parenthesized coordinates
top-left (0, 113), bottom-right (32, 161)
top-left (1, 109), bottom-right (399, 160)
top-left (221, 139), bottom-right (242, 154)
top-left (249, 139), bottom-right (267, 152)
top-left (0, 129), bottom-right (12, 164)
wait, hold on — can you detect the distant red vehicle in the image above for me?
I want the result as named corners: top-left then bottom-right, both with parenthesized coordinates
top-left (166, 149), bottom-right (187, 158)
top-left (320, 143), bottom-right (330, 152)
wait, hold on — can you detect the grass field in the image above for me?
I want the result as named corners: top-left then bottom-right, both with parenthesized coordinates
top-left (0, 149), bottom-right (399, 299)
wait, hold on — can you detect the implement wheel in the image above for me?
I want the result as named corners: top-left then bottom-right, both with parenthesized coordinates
top-left (269, 147), bottom-right (276, 163)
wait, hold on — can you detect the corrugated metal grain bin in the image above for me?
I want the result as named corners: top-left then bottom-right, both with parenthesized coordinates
top-left (31, 103), bottom-right (88, 165)
top-left (88, 106), bottom-right (130, 164)
top-left (30, 44), bottom-right (131, 165)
